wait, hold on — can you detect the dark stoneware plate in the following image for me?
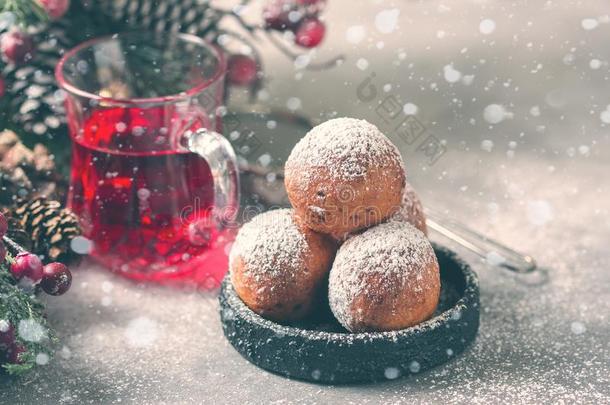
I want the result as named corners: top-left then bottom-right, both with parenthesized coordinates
top-left (219, 244), bottom-right (480, 384)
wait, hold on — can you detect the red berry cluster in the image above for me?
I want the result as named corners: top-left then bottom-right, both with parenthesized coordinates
top-left (0, 212), bottom-right (72, 365)
top-left (0, 212), bottom-right (72, 296)
top-left (263, 0), bottom-right (327, 48)
top-left (226, 0), bottom-right (328, 88)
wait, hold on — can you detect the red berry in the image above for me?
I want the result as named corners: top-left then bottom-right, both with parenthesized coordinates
top-left (1, 31), bottom-right (35, 65)
top-left (11, 253), bottom-right (44, 283)
top-left (263, 0), bottom-right (296, 31)
top-left (227, 55), bottom-right (258, 86)
top-left (0, 323), bottom-right (20, 364)
top-left (38, 0), bottom-right (70, 20)
top-left (7, 344), bottom-right (26, 364)
top-left (294, 18), bottom-right (326, 48)
top-left (0, 212), bottom-right (7, 236)
top-left (40, 262), bottom-right (72, 296)
top-left (0, 76), bottom-right (5, 98)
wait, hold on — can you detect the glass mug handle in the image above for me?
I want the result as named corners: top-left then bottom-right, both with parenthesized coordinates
top-left (182, 128), bottom-right (240, 227)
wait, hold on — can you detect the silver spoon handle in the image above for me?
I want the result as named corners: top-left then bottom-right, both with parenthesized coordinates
top-left (425, 208), bottom-right (537, 273)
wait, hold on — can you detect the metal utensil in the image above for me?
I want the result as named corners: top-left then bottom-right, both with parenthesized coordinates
top-left (425, 208), bottom-right (537, 273)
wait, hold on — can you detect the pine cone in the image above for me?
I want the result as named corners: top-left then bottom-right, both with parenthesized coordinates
top-left (0, 130), bottom-right (67, 205)
top-left (11, 197), bottom-right (82, 264)
top-left (0, 207), bottom-right (33, 251)
top-left (2, 0), bottom-right (221, 156)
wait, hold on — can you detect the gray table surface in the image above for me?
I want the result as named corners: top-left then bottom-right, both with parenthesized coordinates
top-left (2, 1), bottom-right (609, 403)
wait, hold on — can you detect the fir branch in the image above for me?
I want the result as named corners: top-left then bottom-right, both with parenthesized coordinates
top-left (0, 250), bottom-right (54, 376)
top-left (0, 0), bottom-right (49, 29)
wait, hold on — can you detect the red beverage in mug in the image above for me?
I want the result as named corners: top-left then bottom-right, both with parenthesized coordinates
top-left (56, 33), bottom-right (239, 287)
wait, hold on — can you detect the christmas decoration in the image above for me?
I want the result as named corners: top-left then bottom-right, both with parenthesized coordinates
top-left (0, 130), bottom-right (67, 206)
top-left (263, 0), bottom-right (326, 32)
top-left (227, 54), bottom-right (259, 86)
top-left (37, 0), bottom-right (70, 20)
top-left (0, 0), bottom-right (341, 174)
top-left (40, 262), bottom-right (71, 296)
top-left (295, 17), bottom-right (326, 48)
top-left (1, 208), bottom-right (31, 251)
top-left (11, 197), bottom-right (81, 263)
top-left (0, 128), bottom-right (79, 263)
top-left (0, 0), bottom-right (339, 377)
top-left (0, 211), bottom-right (72, 375)
top-left (9, 251), bottom-right (42, 282)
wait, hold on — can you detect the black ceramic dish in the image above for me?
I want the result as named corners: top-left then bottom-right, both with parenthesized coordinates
top-left (219, 244), bottom-right (480, 384)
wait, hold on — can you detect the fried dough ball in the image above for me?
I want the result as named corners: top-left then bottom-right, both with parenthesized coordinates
top-left (285, 118), bottom-right (406, 239)
top-left (391, 181), bottom-right (428, 235)
top-left (229, 209), bottom-right (336, 322)
top-left (328, 221), bottom-right (440, 332)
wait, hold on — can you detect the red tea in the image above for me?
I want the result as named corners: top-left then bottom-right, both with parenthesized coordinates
top-left (68, 106), bottom-right (234, 286)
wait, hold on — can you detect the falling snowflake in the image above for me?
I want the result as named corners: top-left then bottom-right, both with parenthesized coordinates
top-left (70, 236), bottom-right (94, 255)
top-left (409, 361), bottom-right (421, 373)
top-left (125, 317), bottom-right (160, 348)
top-left (286, 97), bottom-right (301, 111)
top-left (480, 139), bottom-right (494, 152)
top-left (483, 104), bottom-right (513, 124)
top-left (526, 200), bottom-right (554, 226)
top-left (462, 75), bottom-right (475, 85)
top-left (346, 25), bottom-right (366, 44)
top-left (0, 319), bottom-right (9, 333)
top-left (384, 367), bottom-right (401, 379)
top-left (570, 321), bottom-right (586, 335)
top-left (375, 9), bottom-right (400, 34)
top-left (403, 103), bottom-right (418, 115)
top-left (599, 106), bottom-right (610, 123)
top-left (258, 154), bottom-right (272, 167)
top-left (356, 58), bottom-right (369, 70)
top-left (59, 345), bottom-right (72, 359)
top-left (581, 18), bottom-right (599, 30)
top-left (479, 19), bottom-right (496, 35)
top-left (35, 353), bottom-right (50, 365)
top-left (443, 64), bottom-right (462, 83)
top-left (18, 319), bottom-right (47, 343)
top-left (530, 106), bottom-right (541, 117)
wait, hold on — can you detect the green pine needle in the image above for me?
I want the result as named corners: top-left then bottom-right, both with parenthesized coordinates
top-left (0, 0), bottom-right (49, 28)
top-left (0, 251), bottom-right (55, 376)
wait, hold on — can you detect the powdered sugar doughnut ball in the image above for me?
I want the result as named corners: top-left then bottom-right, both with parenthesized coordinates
top-left (229, 209), bottom-right (336, 322)
top-left (285, 117), bottom-right (406, 239)
top-left (391, 181), bottom-right (428, 235)
top-left (329, 221), bottom-right (440, 332)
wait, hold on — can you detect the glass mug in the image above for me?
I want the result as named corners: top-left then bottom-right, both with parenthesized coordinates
top-left (56, 32), bottom-right (239, 287)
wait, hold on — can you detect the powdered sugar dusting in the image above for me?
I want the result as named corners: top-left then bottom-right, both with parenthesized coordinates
top-left (229, 209), bottom-right (308, 281)
top-left (391, 182), bottom-right (428, 234)
top-left (329, 221), bottom-right (437, 330)
top-left (285, 117), bottom-right (405, 188)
